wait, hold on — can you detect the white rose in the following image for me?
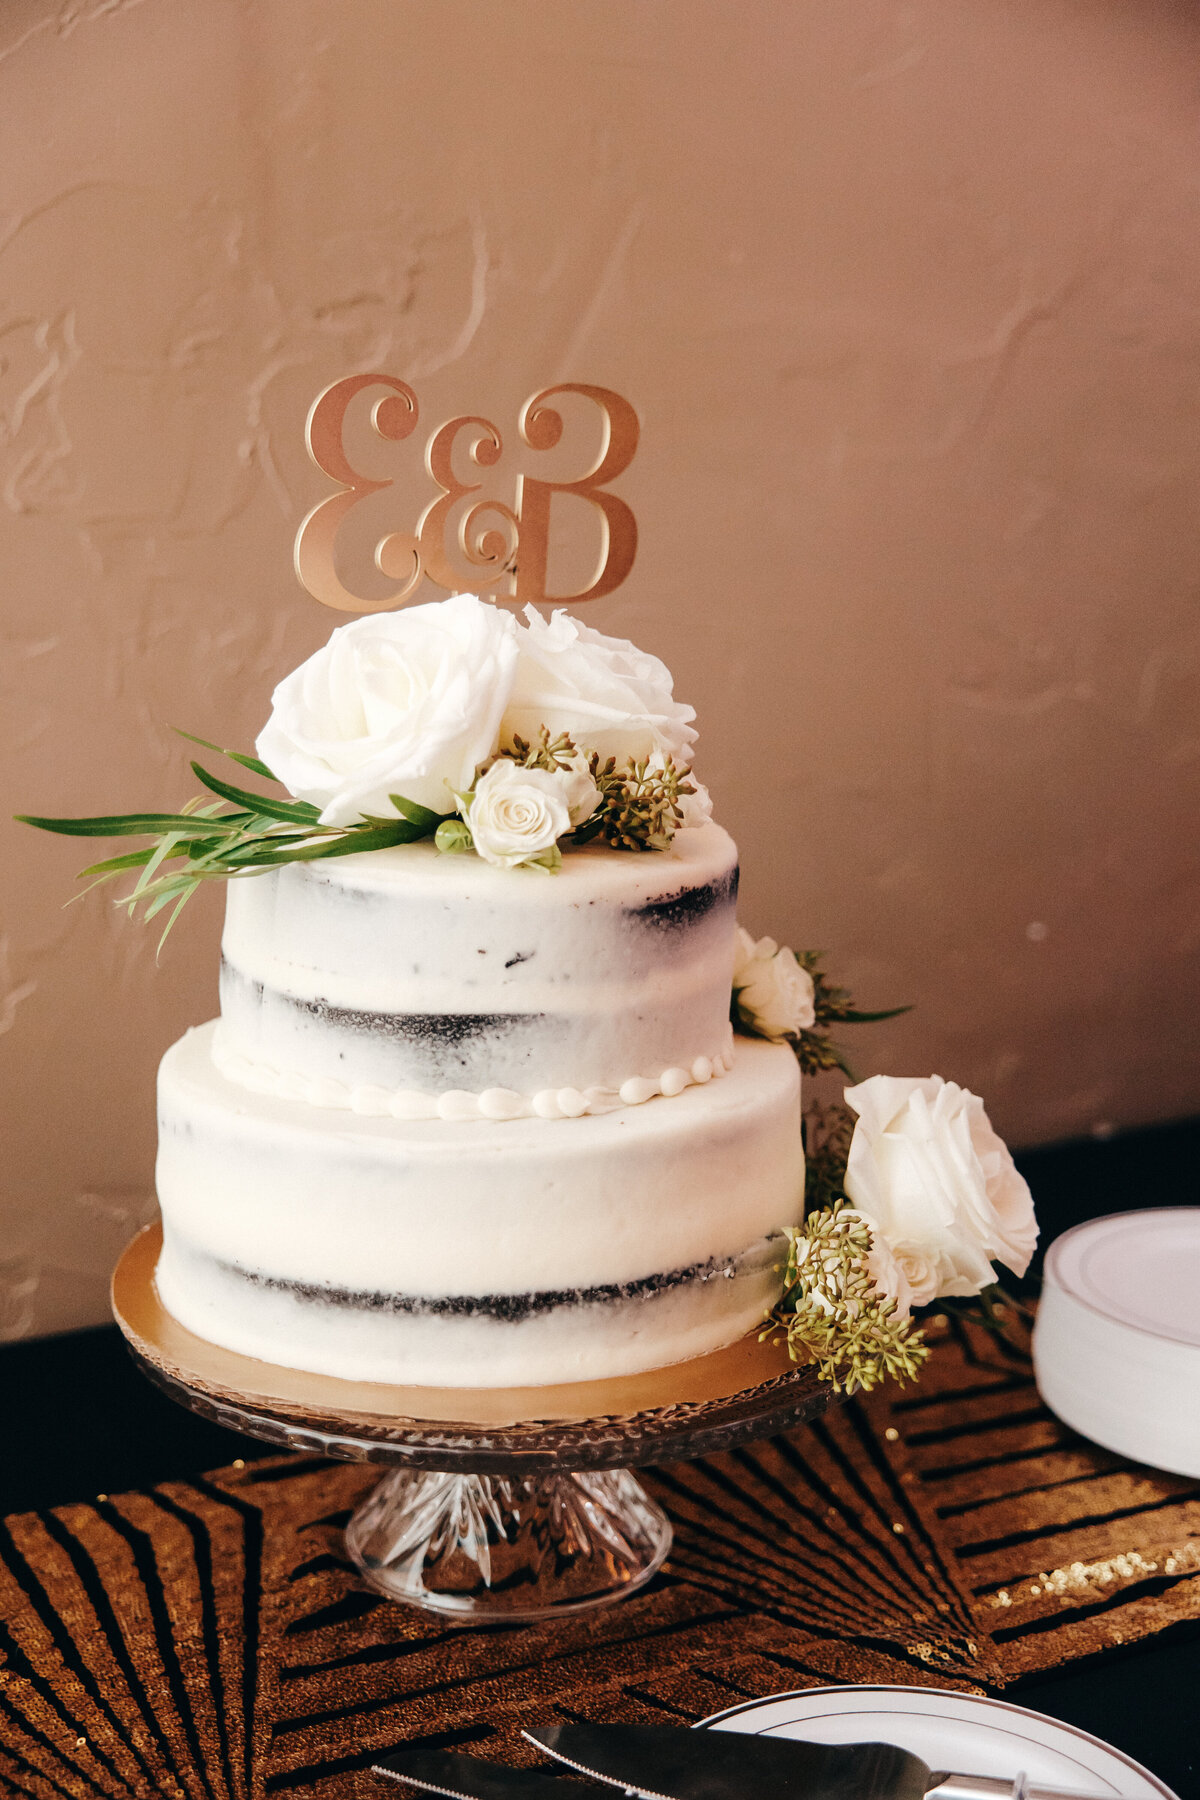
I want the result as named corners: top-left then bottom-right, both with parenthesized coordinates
top-left (256, 593), bottom-right (519, 827)
top-left (842, 1075), bottom-right (1038, 1309)
top-left (502, 606), bottom-right (697, 766)
top-left (732, 927), bottom-right (817, 1039)
top-left (466, 759), bottom-right (574, 869)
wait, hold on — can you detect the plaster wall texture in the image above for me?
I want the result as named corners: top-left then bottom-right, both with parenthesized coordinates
top-left (1, 0), bottom-right (1199, 1339)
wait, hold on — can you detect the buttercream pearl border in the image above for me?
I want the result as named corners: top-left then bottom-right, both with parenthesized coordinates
top-left (210, 1031), bottom-right (737, 1123)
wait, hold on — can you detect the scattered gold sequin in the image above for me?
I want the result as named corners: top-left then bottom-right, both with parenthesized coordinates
top-left (885, 1427), bottom-right (900, 1442)
top-left (987, 1543), bottom-right (1200, 1607)
top-left (892, 1521), bottom-right (905, 1534)
top-left (232, 1459), bottom-right (245, 1469)
top-left (95, 1494), bottom-right (107, 1503)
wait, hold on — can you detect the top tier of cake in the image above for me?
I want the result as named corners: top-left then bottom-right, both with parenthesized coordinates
top-left (215, 819), bottom-right (739, 1117)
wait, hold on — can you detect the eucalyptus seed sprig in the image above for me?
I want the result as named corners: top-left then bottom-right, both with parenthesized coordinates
top-left (576, 751), bottom-right (696, 852)
top-left (762, 1201), bottom-right (930, 1394)
top-left (504, 728), bottom-right (580, 773)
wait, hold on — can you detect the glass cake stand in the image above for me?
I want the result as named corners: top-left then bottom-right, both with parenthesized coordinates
top-left (111, 1224), bottom-right (833, 1624)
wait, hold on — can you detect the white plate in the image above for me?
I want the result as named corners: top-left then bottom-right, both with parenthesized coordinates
top-left (697, 1685), bottom-right (1178, 1798)
top-left (1033, 1208), bottom-right (1200, 1477)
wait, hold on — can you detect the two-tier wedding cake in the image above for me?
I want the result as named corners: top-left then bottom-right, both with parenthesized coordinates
top-left (150, 594), bottom-right (807, 1387)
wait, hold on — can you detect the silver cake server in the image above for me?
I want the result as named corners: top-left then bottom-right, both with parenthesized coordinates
top-left (373, 1746), bottom-right (616, 1800)
top-left (524, 1719), bottom-right (1133, 1800)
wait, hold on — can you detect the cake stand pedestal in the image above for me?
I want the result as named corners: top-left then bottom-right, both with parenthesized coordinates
top-left (112, 1225), bottom-right (833, 1624)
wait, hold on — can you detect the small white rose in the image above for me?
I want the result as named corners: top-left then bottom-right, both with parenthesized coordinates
top-left (842, 1075), bottom-right (1038, 1309)
top-left (502, 606), bottom-right (697, 766)
top-left (256, 593), bottom-right (519, 827)
top-left (558, 751), bottom-right (602, 828)
top-left (676, 779), bottom-right (713, 830)
top-left (732, 926), bottom-right (817, 1039)
top-left (466, 759), bottom-right (573, 869)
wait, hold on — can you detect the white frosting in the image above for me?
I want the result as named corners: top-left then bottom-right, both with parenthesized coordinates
top-left (155, 1236), bottom-right (785, 1391)
top-left (153, 802), bottom-right (811, 1388)
top-left (155, 1023), bottom-right (805, 1385)
top-left (210, 1027), bottom-right (735, 1121)
top-left (217, 822), bottom-right (738, 1099)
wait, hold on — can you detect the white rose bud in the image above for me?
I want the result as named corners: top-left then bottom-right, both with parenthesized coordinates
top-left (502, 605), bottom-right (697, 766)
top-left (842, 1075), bottom-right (1038, 1309)
top-left (466, 759), bottom-right (574, 869)
top-left (731, 926), bottom-right (817, 1040)
top-left (256, 593), bottom-right (519, 827)
top-left (558, 752), bottom-right (602, 828)
top-left (677, 779), bottom-right (713, 830)
top-left (838, 1207), bottom-right (914, 1320)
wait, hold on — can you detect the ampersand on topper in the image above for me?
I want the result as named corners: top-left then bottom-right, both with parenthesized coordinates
top-left (293, 375), bottom-right (640, 613)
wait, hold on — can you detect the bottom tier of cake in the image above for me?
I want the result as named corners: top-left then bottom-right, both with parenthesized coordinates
top-left (155, 1023), bottom-right (805, 1387)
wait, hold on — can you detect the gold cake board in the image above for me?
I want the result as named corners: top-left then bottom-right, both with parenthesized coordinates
top-left (112, 1222), bottom-right (827, 1470)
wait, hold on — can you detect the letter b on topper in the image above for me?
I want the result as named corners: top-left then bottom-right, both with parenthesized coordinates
top-left (294, 375), bottom-right (639, 613)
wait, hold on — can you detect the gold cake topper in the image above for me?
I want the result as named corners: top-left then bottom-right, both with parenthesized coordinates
top-left (294, 375), bottom-right (639, 613)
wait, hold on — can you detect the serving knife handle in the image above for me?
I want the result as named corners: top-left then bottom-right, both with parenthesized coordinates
top-left (928, 1775), bottom-right (1132, 1800)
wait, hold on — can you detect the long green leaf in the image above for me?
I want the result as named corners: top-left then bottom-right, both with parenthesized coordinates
top-left (214, 833), bottom-right (325, 866)
top-left (79, 847), bottom-right (163, 876)
top-left (174, 729), bottom-right (276, 782)
top-left (387, 793), bottom-right (443, 833)
top-left (156, 881), bottom-right (200, 956)
top-left (189, 762), bottom-right (322, 825)
top-left (835, 1006), bottom-right (912, 1023)
top-left (142, 880), bottom-right (193, 922)
top-left (15, 812), bottom-right (239, 838)
top-left (129, 827), bottom-right (189, 907)
top-left (233, 822), bottom-right (424, 866)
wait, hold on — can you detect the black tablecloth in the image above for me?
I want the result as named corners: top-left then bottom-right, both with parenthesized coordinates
top-left (1, 1118), bottom-right (1197, 1797)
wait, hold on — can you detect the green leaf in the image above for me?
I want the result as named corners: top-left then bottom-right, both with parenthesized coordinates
top-left (129, 827), bottom-right (190, 907)
top-left (174, 729), bottom-right (276, 782)
top-left (15, 812), bottom-right (239, 838)
top-left (283, 822), bottom-right (426, 860)
top-left (836, 1005), bottom-right (912, 1024)
top-left (213, 832), bottom-right (329, 866)
top-left (141, 879), bottom-right (193, 922)
top-left (78, 847), bottom-right (164, 876)
top-left (156, 882), bottom-right (200, 956)
top-left (387, 793), bottom-right (443, 833)
top-left (221, 821), bottom-right (426, 867)
top-left (189, 762), bottom-right (323, 825)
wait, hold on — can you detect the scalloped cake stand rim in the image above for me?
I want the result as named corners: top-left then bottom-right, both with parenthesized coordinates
top-left (111, 1223), bottom-right (833, 1473)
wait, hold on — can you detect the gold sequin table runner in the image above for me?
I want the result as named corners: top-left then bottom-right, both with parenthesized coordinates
top-left (0, 1318), bottom-right (1196, 1799)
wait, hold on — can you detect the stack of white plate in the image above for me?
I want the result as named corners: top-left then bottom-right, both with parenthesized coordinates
top-left (1032, 1207), bottom-right (1200, 1479)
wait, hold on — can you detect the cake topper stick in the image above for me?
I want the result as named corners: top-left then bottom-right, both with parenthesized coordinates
top-left (293, 375), bottom-right (639, 613)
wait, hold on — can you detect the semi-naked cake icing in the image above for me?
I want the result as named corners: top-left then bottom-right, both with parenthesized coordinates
top-left (152, 596), bottom-right (807, 1387)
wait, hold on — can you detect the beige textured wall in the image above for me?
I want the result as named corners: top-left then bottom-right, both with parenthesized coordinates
top-left (2, 0), bottom-right (1199, 1340)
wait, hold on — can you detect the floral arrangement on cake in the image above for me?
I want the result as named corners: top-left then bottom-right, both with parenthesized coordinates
top-left (19, 591), bottom-right (1037, 1397)
top-left (19, 596), bottom-right (709, 942)
top-left (731, 931), bottom-right (1037, 1393)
